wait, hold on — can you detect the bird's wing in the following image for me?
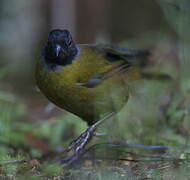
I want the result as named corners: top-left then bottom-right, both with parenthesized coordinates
top-left (77, 63), bottom-right (130, 88)
top-left (96, 44), bottom-right (150, 66)
top-left (78, 44), bottom-right (150, 88)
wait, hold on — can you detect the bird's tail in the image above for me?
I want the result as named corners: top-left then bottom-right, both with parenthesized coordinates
top-left (126, 49), bottom-right (151, 68)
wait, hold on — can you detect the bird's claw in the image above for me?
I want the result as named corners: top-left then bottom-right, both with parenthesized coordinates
top-left (61, 112), bottom-right (115, 167)
top-left (61, 129), bottom-right (93, 167)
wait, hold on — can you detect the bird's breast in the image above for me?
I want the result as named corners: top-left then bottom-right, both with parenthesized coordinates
top-left (35, 47), bottom-right (130, 123)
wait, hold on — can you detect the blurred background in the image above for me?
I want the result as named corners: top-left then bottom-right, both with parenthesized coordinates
top-left (0, 0), bottom-right (190, 178)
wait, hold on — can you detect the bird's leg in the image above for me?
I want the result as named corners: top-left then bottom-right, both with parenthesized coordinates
top-left (61, 112), bottom-right (115, 166)
top-left (64, 112), bottom-right (115, 153)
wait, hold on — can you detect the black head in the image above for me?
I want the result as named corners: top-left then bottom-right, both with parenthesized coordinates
top-left (44, 29), bottom-right (78, 66)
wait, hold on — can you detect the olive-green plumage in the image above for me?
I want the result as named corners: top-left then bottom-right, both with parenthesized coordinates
top-left (36, 29), bottom-right (149, 125)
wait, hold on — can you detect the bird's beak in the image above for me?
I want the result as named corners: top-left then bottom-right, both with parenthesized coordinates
top-left (55, 44), bottom-right (61, 57)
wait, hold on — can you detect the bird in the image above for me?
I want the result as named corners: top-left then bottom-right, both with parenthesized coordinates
top-left (35, 29), bottom-right (151, 166)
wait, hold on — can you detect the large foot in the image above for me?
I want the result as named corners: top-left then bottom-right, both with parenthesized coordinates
top-left (61, 112), bottom-right (115, 167)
